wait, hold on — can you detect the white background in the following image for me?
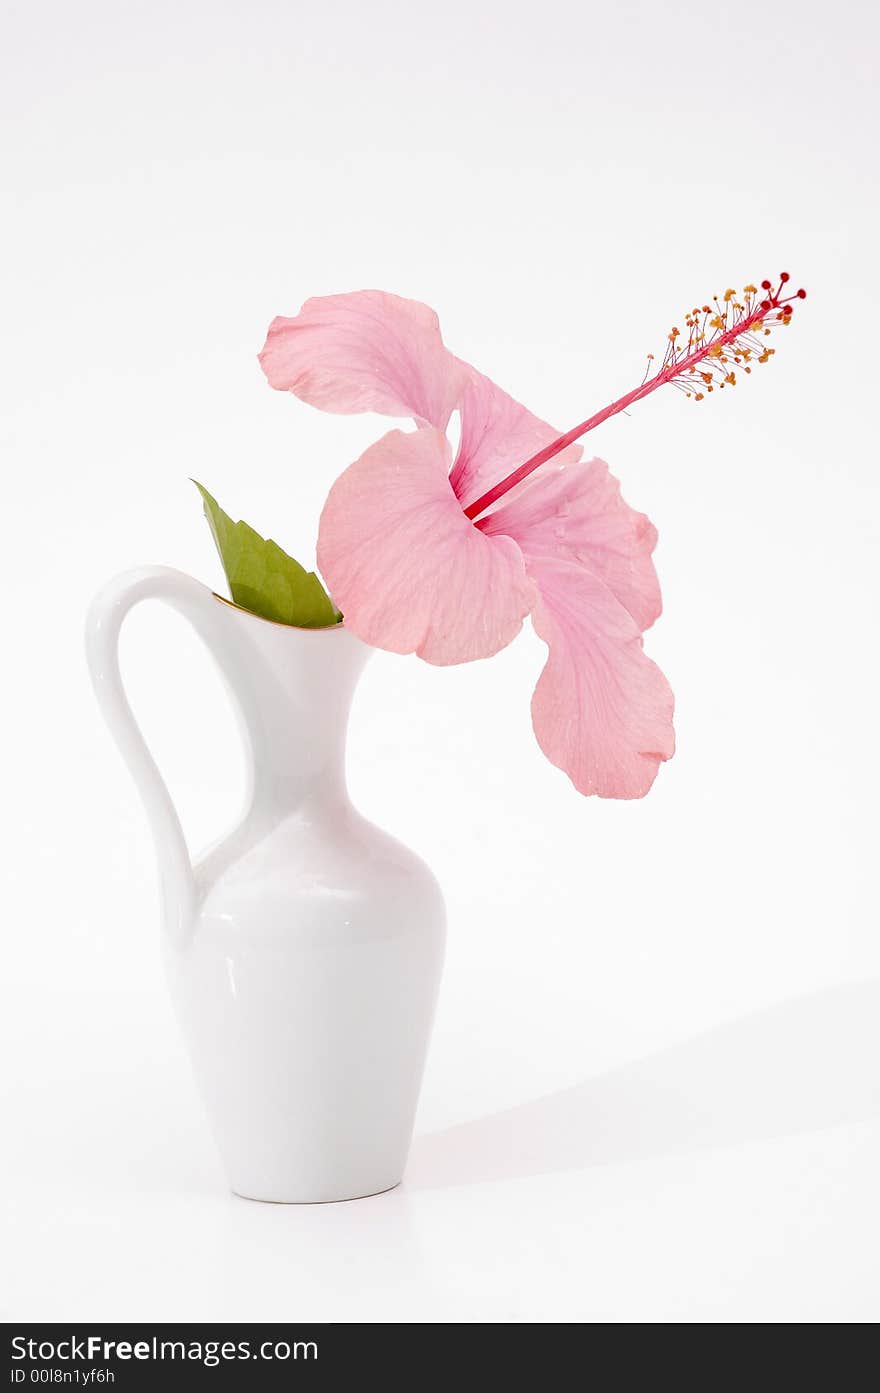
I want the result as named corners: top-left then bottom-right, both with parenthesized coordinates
top-left (2, 0), bottom-right (879, 1323)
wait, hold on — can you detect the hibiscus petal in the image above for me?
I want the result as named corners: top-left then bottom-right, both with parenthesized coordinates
top-left (524, 554), bottom-right (674, 799)
top-left (317, 427), bottom-right (536, 665)
top-left (480, 457), bottom-right (662, 631)
top-left (448, 364), bottom-right (583, 509)
top-left (259, 290), bottom-right (468, 428)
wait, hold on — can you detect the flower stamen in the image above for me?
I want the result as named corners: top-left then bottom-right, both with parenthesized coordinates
top-left (463, 274), bottom-right (806, 521)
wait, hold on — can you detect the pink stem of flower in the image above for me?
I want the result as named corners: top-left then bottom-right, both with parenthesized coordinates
top-left (462, 297), bottom-right (784, 521)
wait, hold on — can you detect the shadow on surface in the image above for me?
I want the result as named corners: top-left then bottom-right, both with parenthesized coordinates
top-left (409, 980), bottom-right (880, 1190)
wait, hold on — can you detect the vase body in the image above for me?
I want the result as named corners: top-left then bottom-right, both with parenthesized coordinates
top-left (85, 567), bottom-right (445, 1202)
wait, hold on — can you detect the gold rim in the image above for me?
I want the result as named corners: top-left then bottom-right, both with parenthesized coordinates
top-left (212, 593), bottom-right (345, 633)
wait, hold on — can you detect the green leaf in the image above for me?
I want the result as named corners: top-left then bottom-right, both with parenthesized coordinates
top-left (193, 481), bottom-right (341, 628)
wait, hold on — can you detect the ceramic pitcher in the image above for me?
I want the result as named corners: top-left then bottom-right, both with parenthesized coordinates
top-left (85, 565), bottom-right (445, 1203)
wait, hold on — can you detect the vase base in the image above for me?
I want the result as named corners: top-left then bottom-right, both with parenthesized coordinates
top-left (230, 1179), bottom-right (402, 1206)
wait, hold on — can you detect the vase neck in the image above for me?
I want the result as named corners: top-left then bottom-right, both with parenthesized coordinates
top-left (210, 602), bottom-right (371, 816)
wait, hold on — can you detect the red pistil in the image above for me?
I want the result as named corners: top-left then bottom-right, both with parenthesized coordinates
top-left (463, 275), bottom-right (806, 522)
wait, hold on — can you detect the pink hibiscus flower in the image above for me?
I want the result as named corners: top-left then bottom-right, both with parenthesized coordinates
top-left (258, 279), bottom-right (803, 798)
top-left (258, 290), bottom-right (672, 799)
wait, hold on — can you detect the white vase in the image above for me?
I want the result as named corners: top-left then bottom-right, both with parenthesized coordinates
top-left (85, 566), bottom-right (446, 1203)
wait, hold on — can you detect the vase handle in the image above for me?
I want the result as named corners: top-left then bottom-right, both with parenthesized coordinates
top-left (85, 566), bottom-right (244, 946)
